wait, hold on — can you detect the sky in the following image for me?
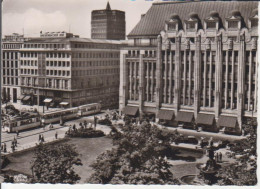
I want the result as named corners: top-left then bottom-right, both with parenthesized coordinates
top-left (2, 0), bottom-right (158, 38)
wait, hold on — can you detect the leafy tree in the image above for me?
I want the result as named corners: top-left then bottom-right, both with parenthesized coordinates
top-left (31, 143), bottom-right (82, 184)
top-left (217, 122), bottom-right (257, 186)
top-left (89, 121), bottom-right (179, 184)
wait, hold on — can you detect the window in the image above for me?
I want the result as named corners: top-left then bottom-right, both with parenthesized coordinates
top-left (228, 21), bottom-right (238, 29)
top-left (251, 19), bottom-right (258, 28)
top-left (168, 23), bottom-right (176, 30)
top-left (187, 22), bottom-right (196, 29)
top-left (207, 22), bottom-right (216, 29)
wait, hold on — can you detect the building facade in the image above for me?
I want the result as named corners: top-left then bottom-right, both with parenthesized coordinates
top-left (19, 31), bottom-right (124, 109)
top-left (2, 33), bottom-right (26, 103)
top-left (120, 1), bottom-right (258, 134)
top-left (91, 2), bottom-right (125, 40)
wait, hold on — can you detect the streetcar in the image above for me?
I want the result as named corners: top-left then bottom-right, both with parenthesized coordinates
top-left (41, 107), bottom-right (79, 124)
top-left (77, 103), bottom-right (101, 117)
top-left (3, 103), bottom-right (102, 133)
top-left (3, 117), bottom-right (41, 133)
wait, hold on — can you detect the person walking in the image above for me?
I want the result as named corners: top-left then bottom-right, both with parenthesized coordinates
top-left (4, 143), bottom-right (7, 153)
top-left (73, 124), bottom-right (76, 131)
top-left (16, 130), bottom-right (19, 137)
top-left (215, 152), bottom-right (219, 162)
top-left (84, 120), bottom-right (87, 128)
top-left (39, 134), bottom-right (42, 142)
top-left (41, 135), bottom-right (45, 142)
top-left (219, 152), bottom-right (222, 162)
top-left (94, 116), bottom-right (98, 130)
top-left (55, 131), bottom-right (58, 139)
top-left (14, 137), bottom-right (17, 147)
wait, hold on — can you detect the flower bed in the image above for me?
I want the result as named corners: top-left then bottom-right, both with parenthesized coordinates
top-left (66, 128), bottom-right (105, 138)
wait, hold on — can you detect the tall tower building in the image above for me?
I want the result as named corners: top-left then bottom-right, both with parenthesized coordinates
top-left (91, 2), bottom-right (125, 40)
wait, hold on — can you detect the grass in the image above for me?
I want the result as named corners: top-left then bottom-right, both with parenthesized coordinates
top-left (2, 136), bottom-right (113, 183)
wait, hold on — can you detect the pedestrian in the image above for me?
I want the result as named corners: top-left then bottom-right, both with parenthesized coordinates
top-left (14, 137), bottom-right (17, 147)
top-left (4, 143), bottom-right (7, 153)
top-left (11, 144), bottom-right (15, 153)
top-left (1, 143), bottom-right (3, 151)
top-left (41, 135), bottom-right (45, 142)
top-left (94, 116), bottom-right (98, 130)
top-left (55, 131), bottom-right (58, 139)
top-left (215, 152), bottom-right (219, 162)
top-left (73, 124), bottom-right (76, 131)
top-left (16, 130), bottom-right (19, 137)
top-left (84, 120), bottom-right (87, 128)
top-left (219, 152), bottom-right (222, 162)
top-left (39, 134), bottom-right (42, 142)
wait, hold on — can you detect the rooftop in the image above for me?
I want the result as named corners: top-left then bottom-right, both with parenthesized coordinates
top-left (128, 1), bottom-right (258, 37)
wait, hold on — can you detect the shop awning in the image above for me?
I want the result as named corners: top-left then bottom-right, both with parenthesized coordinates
top-left (22, 96), bottom-right (31, 101)
top-left (218, 116), bottom-right (237, 128)
top-left (18, 95), bottom-right (25, 100)
top-left (44, 98), bottom-right (52, 103)
top-left (60, 102), bottom-right (69, 106)
top-left (175, 112), bottom-right (194, 123)
top-left (157, 110), bottom-right (174, 121)
top-left (196, 114), bottom-right (215, 125)
top-left (123, 106), bottom-right (139, 116)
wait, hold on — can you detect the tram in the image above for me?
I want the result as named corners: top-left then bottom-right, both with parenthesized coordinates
top-left (3, 117), bottom-right (41, 133)
top-left (3, 103), bottom-right (102, 133)
top-left (77, 103), bottom-right (101, 117)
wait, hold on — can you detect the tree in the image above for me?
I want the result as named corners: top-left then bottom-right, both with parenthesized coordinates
top-left (31, 143), bottom-right (82, 184)
top-left (217, 123), bottom-right (257, 186)
top-left (89, 121), bottom-right (179, 184)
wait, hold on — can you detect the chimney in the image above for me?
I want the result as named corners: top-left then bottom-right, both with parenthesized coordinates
top-left (141, 14), bottom-right (146, 19)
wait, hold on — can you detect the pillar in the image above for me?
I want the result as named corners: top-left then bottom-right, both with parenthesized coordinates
top-left (194, 35), bottom-right (201, 118)
top-left (215, 35), bottom-right (222, 118)
top-left (156, 35), bottom-right (162, 116)
top-left (139, 51), bottom-right (145, 116)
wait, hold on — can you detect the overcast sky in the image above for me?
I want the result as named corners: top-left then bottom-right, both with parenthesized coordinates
top-left (2, 0), bottom-right (158, 38)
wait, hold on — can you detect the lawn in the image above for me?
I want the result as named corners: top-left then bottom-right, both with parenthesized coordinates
top-left (3, 136), bottom-right (113, 183)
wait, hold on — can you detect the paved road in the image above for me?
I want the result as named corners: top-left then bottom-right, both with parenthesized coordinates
top-left (1, 112), bottom-right (111, 155)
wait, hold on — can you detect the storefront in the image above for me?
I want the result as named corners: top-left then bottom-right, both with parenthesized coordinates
top-left (157, 109), bottom-right (175, 126)
top-left (175, 111), bottom-right (195, 129)
top-left (196, 113), bottom-right (217, 132)
top-left (218, 115), bottom-right (240, 135)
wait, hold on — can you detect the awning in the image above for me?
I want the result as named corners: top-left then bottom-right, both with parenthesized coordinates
top-left (175, 112), bottom-right (194, 123)
top-left (218, 116), bottom-right (237, 128)
top-left (22, 96), bottom-right (31, 101)
top-left (157, 110), bottom-right (174, 121)
top-left (123, 106), bottom-right (139, 116)
top-left (60, 102), bottom-right (69, 106)
top-left (18, 95), bottom-right (25, 100)
top-left (196, 114), bottom-right (215, 125)
top-left (44, 98), bottom-right (52, 103)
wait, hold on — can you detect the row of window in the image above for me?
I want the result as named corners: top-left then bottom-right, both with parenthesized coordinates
top-left (72, 60), bottom-right (119, 67)
top-left (2, 44), bottom-right (22, 49)
top-left (71, 68), bottom-right (119, 76)
top-left (2, 69), bottom-right (18, 76)
top-left (72, 43), bottom-right (120, 49)
top-left (2, 77), bottom-right (19, 85)
top-left (23, 43), bottom-right (66, 49)
top-left (2, 61), bottom-right (18, 68)
top-left (71, 52), bottom-right (119, 58)
top-left (21, 60), bottom-right (38, 66)
top-left (2, 52), bottom-right (19, 59)
top-left (21, 69), bottom-right (38, 75)
top-left (46, 70), bottom-right (70, 77)
top-left (46, 61), bottom-right (70, 67)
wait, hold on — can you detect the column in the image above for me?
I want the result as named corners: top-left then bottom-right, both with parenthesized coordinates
top-left (248, 51), bottom-right (252, 111)
top-left (183, 51), bottom-right (187, 105)
top-left (215, 35), bottom-right (222, 118)
top-left (188, 51), bottom-right (192, 105)
top-left (169, 51), bottom-right (173, 104)
top-left (156, 35), bottom-right (162, 116)
top-left (174, 36), bottom-right (181, 110)
top-left (209, 51), bottom-right (212, 107)
top-left (151, 62), bottom-right (155, 102)
top-left (231, 51), bottom-right (234, 109)
top-left (134, 62), bottom-right (137, 101)
top-left (129, 62), bottom-right (132, 100)
top-left (254, 51), bottom-right (258, 112)
top-left (194, 36), bottom-right (201, 118)
top-left (203, 52), bottom-right (207, 107)
top-left (146, 63), bottom-right (149, 101)
top-left (237, 34), bottom-right (246, 131)
top-left (225, 51), bottom-right (228, 109)
top-left (139, 51), bottom-right (145, 116)
top-left (164, 49), bottom-right (168, 103)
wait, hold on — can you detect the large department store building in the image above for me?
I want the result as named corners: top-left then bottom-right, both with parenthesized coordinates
top-left (119, 1), bottom-right (258, 134)
top-left (19, 31), bottom-right (124, 109)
